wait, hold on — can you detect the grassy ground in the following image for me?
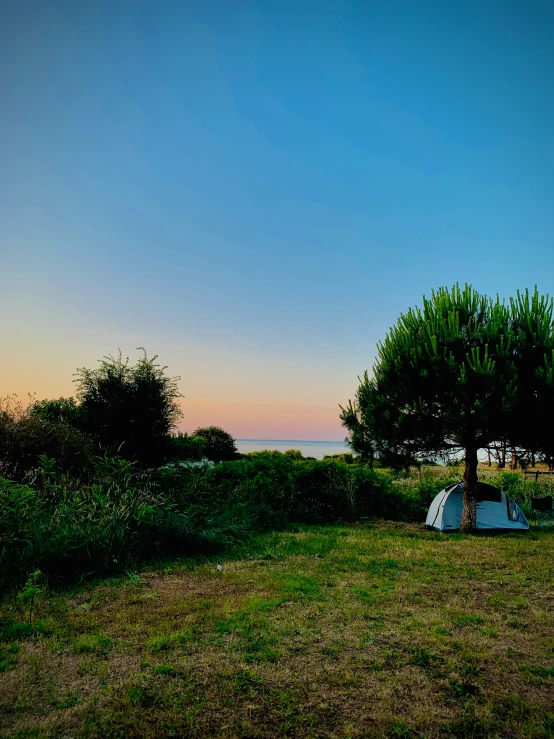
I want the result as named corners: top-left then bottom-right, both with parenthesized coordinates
top-left (1, 523), bottom-right (553, 738)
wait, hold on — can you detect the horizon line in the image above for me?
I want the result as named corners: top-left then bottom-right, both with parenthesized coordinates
top-left (236, 439), bottom-right (346, 443)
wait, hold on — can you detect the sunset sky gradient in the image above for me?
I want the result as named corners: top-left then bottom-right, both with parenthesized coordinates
top-left (2, 0), bottom-right (554, 439)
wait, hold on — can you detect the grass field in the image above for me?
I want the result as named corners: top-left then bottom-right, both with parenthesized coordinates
top-left (1, 522), bottom-right (553, 738)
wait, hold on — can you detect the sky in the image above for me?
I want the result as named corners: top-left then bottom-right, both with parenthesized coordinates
top-left (2, 0), bottom-right (554, 440)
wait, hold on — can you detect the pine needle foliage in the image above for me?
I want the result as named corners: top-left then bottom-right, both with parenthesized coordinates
top-left (509, 290), bottom-right (554, 465)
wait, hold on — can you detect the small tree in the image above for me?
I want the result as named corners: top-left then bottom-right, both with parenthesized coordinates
top-left (192, 426), bottom-right (239, 463)
top-left (341, 285), bottom-right (554, 531)
top-left (74, 349), bottom-right (182, 467)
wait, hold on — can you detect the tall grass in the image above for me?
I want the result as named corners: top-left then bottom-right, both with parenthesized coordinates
top-left (0, 455), bottom-right (546, 595)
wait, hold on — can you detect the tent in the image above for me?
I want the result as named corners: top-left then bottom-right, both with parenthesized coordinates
top-left (426, 481), bottom-right (529, 532)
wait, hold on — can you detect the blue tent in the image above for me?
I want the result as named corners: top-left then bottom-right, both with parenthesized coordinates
top-left (426, 481), bottom-right (529, 532)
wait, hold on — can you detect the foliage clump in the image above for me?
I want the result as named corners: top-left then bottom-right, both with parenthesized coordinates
top-left (166, 433), bottom-right (207, 462)
top-left (0, 395), bottom-right (94, 482)
top-left (191, 426), bottom-right (240, 462)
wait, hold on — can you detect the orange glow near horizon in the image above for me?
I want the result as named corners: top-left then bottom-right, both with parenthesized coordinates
top-left (1, 339), bottom-right (354, 441)
top-left (0, 377), bottom-right (346, 441)
top-left (177, 400), bottom-right (344, 441)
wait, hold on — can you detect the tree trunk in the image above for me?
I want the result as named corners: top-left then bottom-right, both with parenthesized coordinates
top-left (460, 447), bottom-right (478, 532)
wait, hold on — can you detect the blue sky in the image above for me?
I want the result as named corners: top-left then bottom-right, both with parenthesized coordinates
top-left (2, 0), bottom-right (554, 438)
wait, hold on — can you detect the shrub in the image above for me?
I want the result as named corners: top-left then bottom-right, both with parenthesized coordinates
top-left (398, 479), bottom-right (453, 522)
top-left (290, 460), bottom-right (355, 520)
top-left (155, 456), bottom-right (402, 524)
top-left (496, 471), bottom-right (522, 494)
top-left (29, 397), bottom-right (84, 428)
top-left (0, 405), bottom-right (94, 482)
top-left (0, 479), bottom-right (44, 584)
top-left (75, 350), bottom-right (182, 468)
top-left (283, 449), bottom-right (304, 460)
top-left (191, 426), bottom-right (239, 462)
top-left (166, 433), bottom-right (206, 462)
top-left (322, 453), bottom-right (356, 464)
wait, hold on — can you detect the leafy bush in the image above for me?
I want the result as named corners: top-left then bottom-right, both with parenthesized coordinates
top-left (191, 426), bottom-right (239, 462)
top-left (496, 472), bottom-right (522, 493)
top-left (283, 449), bottom-right (304, 460)
top-left (0, 404), bottom-right (94, 482)
top-left (166, 433), bottom-right (206, 462)
top-left (29, 397), bottom-right (84, 428)
top-left (154, 455), bottom-right (403, 524)
top-left (322, 453), bottom-right (357, 464)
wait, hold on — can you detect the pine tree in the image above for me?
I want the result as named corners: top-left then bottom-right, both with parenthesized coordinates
top-left (341, 285), bottom-right (554, 531)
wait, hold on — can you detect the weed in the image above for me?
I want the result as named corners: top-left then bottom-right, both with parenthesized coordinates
top-left (153, 664), bottom-right (188, 677)
top-left (17, 570), bottom-right (43, 627)
top-left (390, 722), bottom-right (412, 736)
top-left (126, 683), bottom-right (156, 707)
top-left (126, 571), bottom-right (142, 587)
top-left (234, 668), bottom-right (265, 693)
top-left (351, 586), bottom-right (377, 603)
top-left (0, 619), bottom-right (46, 640)
top-left (452, 613), bottom-right (486, 627)
top-left (448, 679), bottom-right (480, 700)
top-left (72, 633), bottom-right (112, 655)
top-left (407, 646), bottom-right (441, 669)
top-left (0, 643), bottom-right (20, 672)
top-left (52, 694), bottom-right (82, 710)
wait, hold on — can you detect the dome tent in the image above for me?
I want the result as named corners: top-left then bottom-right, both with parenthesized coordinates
top-left (426, 481), bottom-right (529, 532)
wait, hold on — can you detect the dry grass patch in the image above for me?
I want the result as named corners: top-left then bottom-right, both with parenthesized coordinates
top-left (1, 523), bottom-right (553, 738)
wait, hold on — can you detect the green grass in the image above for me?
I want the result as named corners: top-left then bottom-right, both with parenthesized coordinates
top-left (1, 522), bottom-right (553, 738)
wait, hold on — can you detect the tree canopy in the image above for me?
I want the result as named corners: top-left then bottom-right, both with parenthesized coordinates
top-left (340, 285), bottom-right (554, 530)
top-left (74, 349), bottom-right (182, 467)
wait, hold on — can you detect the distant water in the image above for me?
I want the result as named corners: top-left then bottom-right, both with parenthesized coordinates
top-left (236, 439), bottom-right (349, 460)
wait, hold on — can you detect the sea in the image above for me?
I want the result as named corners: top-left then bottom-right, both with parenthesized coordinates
top-left (235, 439), bottom-right (349, 460)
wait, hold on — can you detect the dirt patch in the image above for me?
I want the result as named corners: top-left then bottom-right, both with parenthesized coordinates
top-left (150, 572), bottom-right (246, 601)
